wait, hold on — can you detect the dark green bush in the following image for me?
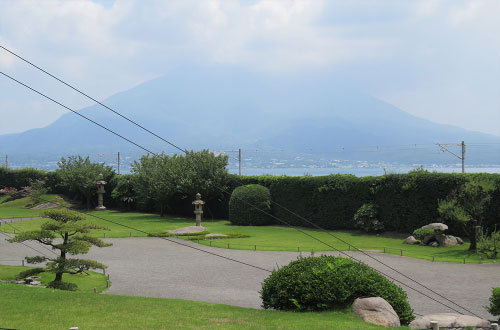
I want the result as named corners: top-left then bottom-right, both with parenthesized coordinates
top-left (229, 184), bottom-right (272, 226)
top-left (486, 287), bottom-right (500, 320)
top-left (47, 281), bottom-right (78, 291)
top-left (354, 203), bottom-right (384, 233)
top-left (412, 228), bottom-right (435, 240)
top-left (16, 267), bottom-right (45, 280)
top-left (260, 255), bottom-right (415, 325)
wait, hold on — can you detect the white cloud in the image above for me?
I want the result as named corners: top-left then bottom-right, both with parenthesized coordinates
top-left (0, 0), bottom-right (499, 135)
top-left (448, 0), bottom-right (483, 27)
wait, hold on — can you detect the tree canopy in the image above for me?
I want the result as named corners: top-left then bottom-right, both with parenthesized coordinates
top-left (438, 176), bottom-right (495, 250)
top-left (132, 150), bottom-right (228, 216)
top-left (57, 155), bottom-right (114, 209)
top-left (8, 209), bottom-right (111, 289)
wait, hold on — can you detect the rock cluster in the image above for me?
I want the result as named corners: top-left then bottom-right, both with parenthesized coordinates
top-left (409, 313), bottom-right (491, 329)
top-left (403, 223), bottom-right (464, 247)
top-left (15, 276), bottom-right (42, 286)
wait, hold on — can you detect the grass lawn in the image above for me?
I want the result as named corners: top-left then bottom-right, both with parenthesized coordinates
top-left (0, 194), bottom-right (69, 218)
top-left (0, 265), bottom-right (108, 293)
top-left (0, 195), bottom-right (494, 264)
top-left (0, 283), bottom-right (410, 330)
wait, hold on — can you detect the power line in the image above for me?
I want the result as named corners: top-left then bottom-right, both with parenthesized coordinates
top-left (3, 221), bottom-right (58, 256)
top-left (0, 71), bottom-right (157, 157)
top-left (0, 231), bottom-right (53, 258)
top-left (0, 45), bottom-right (187, 155)
top-left (0, 55), bottom-right (479, 316)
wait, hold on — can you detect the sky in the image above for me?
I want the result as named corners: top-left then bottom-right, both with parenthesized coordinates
top-left (0, 0), bottom-right (499, 136)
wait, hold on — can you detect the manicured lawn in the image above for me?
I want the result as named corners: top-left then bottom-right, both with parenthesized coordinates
top-left (0, 283), bottom-right (409, 330)
top-left (0, 195), bottom-right (494, 264)
top-left (0, 265), bottom-right (108, 293)
top-left (0, 194), bottom-right (69, 218)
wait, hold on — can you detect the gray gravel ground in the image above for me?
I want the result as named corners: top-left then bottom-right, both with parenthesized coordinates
top-left (1, 235), bottom-right (498, 320)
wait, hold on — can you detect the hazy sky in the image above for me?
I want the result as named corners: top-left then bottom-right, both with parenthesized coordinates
top-left (0, 0), bottom-right (499, 136)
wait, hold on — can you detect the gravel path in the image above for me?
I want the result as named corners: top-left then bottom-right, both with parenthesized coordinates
top-left (1, 235), bottom-right (498, 320)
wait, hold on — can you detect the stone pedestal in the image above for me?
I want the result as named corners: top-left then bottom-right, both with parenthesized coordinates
top-left (95, 175), bottom-right (107, 211)
top-left (192, 193), bottom-right (205, 227)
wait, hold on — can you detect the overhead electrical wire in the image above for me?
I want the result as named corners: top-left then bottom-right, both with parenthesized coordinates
top-left (0, 46), bottom-right (482, 316)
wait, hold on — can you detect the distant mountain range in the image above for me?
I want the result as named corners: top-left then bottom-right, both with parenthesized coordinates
top-left (1, 65), bottom-right (500, 168)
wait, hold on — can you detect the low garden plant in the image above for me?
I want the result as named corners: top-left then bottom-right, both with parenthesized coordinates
top-left (486, 287), bottom-right (500, 321)
top-left (412, 228), bottom-right (435, 240)
top-left (260, 255), bottom-right (415, 325)
top-left (354, 203), bottom-right (384, 233)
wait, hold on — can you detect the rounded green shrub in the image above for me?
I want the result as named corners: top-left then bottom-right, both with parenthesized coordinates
top-left (354, 203), bottom-right (384, 233)
top-left (412, 228), bottom-right (435, 240)
top-left (260, 255), bottom-right (415, 325)
top-left (486, 287), bottom-right (500, 320)
top-left (229, 184), bottom-right (272, 226)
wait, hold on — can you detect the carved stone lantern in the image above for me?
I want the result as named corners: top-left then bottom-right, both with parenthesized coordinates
top-left (192, 193), bottom-right (205, 227)
top-left (95, 174), bottom-right (107, 211)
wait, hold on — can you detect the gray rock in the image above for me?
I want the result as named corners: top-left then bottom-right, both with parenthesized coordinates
top-left (205, 234), bottom-right (228, 238)
top-left (422, 223), bottom-right (448, 232)
top-left (409, 313), bottom-right (490, 329)
top-left (30, 280), bottom-right (41, 286)
top-left (430, 241), bottom-right (439, 247)
top-left (352, 297), bottom-right (401, 327)
top-left (403, 236), bottom-right (420, 245)
top-left (168, 226), bottom-right (206, 234)
top-left (456, 237), bottom-right (464, 245)
top-left (435, 234), bottom-right (460, 247)
top-left (422, 235), bottom-right (435, 245)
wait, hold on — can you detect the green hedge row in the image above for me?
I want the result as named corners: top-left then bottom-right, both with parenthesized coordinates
top-left (220, 172), bottom-right (500, 234)
top-left (2, 166), bottom-right (499, 234)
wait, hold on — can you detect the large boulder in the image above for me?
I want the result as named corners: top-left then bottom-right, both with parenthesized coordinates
top-left (352, 297), bottom-right (401, 327)
top-left (409, 313), bottom-right (490, 329)
top-left (436, 235), bottom-right (460, 247)
top-left (422, 223), bottom-right (448, 232)
top-left (403, 236), bottom-right (420, 245)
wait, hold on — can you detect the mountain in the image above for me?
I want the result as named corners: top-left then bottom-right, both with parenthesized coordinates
top-left (1, 65), bottom-right (500, 167)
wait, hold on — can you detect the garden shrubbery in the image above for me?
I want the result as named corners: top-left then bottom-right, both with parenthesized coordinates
top-left (412, 228), bottom-right (435, 240)
top-left (260, 255), bottom-right (415, 325)
top-left (354, 203), bottom-right (384, 233)
top-left (229, 184), bottom-right (272, 226)
top-left (486, 287), bottom-right (500, 320)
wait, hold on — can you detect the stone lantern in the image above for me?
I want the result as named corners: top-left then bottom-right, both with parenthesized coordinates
top-left (192, 193), bottom-right (205, 227)
top-left (95, 174), bottom-right (107, 211)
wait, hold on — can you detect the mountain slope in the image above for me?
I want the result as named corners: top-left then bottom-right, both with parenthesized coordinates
top-left (1, 65), bottom-right (499, 165)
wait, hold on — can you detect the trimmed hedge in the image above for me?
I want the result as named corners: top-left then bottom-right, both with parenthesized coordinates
top-left (260, 255), bottom-right (415, 325)
top-left (229, 184), bottom-right (271, 225)
top-left (220, 172), bottom-right (500, 235)
top-left (2, 165), bottom-right (500, 235)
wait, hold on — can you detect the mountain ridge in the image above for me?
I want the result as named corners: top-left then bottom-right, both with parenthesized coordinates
top-left (1, 65), bottom-right (499, 166)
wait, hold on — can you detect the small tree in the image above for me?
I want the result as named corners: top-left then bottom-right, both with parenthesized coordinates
top-left (438, 177), bottom-right (494, 251)
top-left (132, 150), bottom-right (228, 216)
top-left (24, 179), bottom-right (48, 204)
top-left (8, 209), bottom-right (111, 289)
top-left (57, 156), bottom-right (114, 209)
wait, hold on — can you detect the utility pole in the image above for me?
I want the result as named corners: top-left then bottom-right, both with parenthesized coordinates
top-left (238, 148), bottom-right (242, 176)
top-left (4, 155), bottom-right (7, 169)
top-left (436, 141), bottom-right (466, 173)
top-left (117, 152), bottom-right (121, 175)
top-left (214, 149), bottom-right (242, 175)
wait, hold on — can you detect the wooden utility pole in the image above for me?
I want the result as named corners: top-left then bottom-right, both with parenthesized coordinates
top-left (117, 152), bottom-right (121, 175)
top-left (436, 141), bottom-right (466, 173)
